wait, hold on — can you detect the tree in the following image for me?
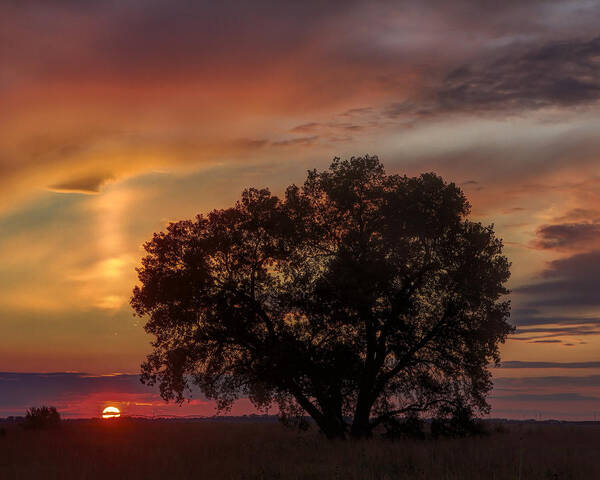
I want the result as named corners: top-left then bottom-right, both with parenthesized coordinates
top-left (132, 156), bottom-right (512, 439)
top-left (22, 406), bottom-right (61, 430)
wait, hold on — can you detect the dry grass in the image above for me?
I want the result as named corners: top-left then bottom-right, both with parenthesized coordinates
top-left (0, 419), bottom-right (598, 479)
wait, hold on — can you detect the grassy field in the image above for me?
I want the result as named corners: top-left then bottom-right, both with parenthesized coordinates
top-left (1, 419), bottom-right (599, 479)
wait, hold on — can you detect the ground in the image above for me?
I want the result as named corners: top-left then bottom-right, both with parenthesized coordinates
top-left (0, 419), bottom-right (598, 479)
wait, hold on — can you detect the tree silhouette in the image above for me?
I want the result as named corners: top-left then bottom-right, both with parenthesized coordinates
top-left (132, 156), bottom-right (512, 439)
top-left (23, 406), bottom-right (61, 430)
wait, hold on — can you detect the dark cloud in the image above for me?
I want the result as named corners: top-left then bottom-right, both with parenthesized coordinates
top-left (492, 393), bottom-right (600, 402)
top-left (340, 107), bottom-right (374, 117)
top-left (384, 102), bottom-right (435, 119)
top-left (534, 222), bottom-right (600, 250)
top-left (516, 325), bottom-right (600, 336)
top-left (500, 361), bottom-right (600, 369)
top-left (290, 123), bottom-right (321, 134)
top-left (516, 250), bottom-right (600, 307)
top-left (384, 36), bottom-right (600, 119)
top-left (0, 372), bottom-right (206, 417)
top-left (502, 207), bottom-right (525, 214)
top-left (495, 375), bottom-right (600, 388)
top-left (555, 208), bottom-right (600, 222)
top-left (272, 136), bottom-right (319, 147)
top-left (49, 173), bottom-right (115, 194)
top-left (438, 37), bottom-right (600, 113)
top-left (1, 1), bottom-right (357, 80)
top-left (460, 179), bottom-right (483, 191)
top-left (288, 120), bottom-right (374, 144)
top-left (0, 372), bottom-right (145, 407)
top-left (529, 339), bottom-right (562, 343)
top-left (511, 307), bottom-right (600, 327)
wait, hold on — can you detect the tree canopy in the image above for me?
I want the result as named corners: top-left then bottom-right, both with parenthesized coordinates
top-left (131, 156), bottom-right (512, 439)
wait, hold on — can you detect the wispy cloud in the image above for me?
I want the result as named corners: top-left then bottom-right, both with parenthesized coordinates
top-left (533, 222), bottom-right (600, 251)
top-left (492, 393), bottom-right (600, 402)
top-left (516, 251), bottom-right (600, 307)
top-left (500, 361), bottom-right (600, 369)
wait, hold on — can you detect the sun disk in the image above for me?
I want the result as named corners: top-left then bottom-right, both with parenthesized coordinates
top-left (102, 406), bottom-right (121, 419)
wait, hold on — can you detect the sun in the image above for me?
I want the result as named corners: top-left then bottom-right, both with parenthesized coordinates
top-left (102, 406), bottom-right (121, 419)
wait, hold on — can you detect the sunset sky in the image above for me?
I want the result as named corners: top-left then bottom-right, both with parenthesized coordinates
top-left (2, 0), bottom-right (600, 419)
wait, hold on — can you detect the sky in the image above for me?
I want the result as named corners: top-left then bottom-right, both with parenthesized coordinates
top-left (2, 0), bottom-right (600, 419)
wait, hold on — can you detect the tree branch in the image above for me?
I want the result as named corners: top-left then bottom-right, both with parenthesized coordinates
top-left (374, 305), bottom-right (456, 396)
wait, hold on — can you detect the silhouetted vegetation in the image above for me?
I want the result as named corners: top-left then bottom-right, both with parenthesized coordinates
top-left (430, 402), bottom-right (487, 438)
top-left (381, 412), bottom-right (426, 440)
top-left (22, 406), bottom-right (61, 430)
top-left (132, 156), bottom-right (512, 439)
top-left (1, 420), bottom-right (599, 479)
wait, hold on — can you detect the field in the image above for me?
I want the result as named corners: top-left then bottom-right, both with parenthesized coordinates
top-left (1, 419), bottom-right (599, 479)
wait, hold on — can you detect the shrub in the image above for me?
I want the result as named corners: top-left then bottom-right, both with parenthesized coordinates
top-left (22, 406), bottom-right (61, 430)
top-left (382, 413), bottom-right (426, 440)
top-left (431, 403), bottom-right (487, 438)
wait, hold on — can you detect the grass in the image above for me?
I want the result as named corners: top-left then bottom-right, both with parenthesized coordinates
top-left (0, 419), bottom-right (599, 479)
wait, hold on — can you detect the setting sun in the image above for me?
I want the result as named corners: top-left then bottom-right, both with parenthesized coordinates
top-left (102, 406), bottom-right (121, 419)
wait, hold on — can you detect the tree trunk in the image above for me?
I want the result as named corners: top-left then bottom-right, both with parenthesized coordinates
top-left (317, 401), bottom-right (347, 439)
top-left (290, 388), bottom-right (347, 439)
top-left (350, 386), bottom-right (375, 438)
top-left (350, 409), bottom-right (373, 438)
top-left (319, 417), bottom-right (347, 439)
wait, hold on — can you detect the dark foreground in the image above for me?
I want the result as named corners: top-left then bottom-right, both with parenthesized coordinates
top-left (1, 419), bottom-right (599, 479)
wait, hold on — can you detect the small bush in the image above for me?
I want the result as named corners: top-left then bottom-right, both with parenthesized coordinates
top-left (431, 403), bottom-right (487, 438)
top-left (382, 414), bottom-right (426, 440)
top-left (22, 406), bottom-right (61, 430)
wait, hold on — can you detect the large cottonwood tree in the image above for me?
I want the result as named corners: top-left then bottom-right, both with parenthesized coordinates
top-left (132, 156), bottom-right (512, 439)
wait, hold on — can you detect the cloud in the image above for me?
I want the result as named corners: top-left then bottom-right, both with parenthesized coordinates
top-left (490, 368), bottom-right (600, 418)
top-left (384, 36), bottom-right (600, 121)
top-left (516, 325), bottom-right (600, 336)
top-left (533, 222), bottom-right (600, 250)
top-left (499, 361), bottom-right (600, 369)
top-left (528, 339), bottom-right (562, 344)
top-left (492, 393), bottom-right (600, 402)
top-left (438, 37), bottom-right (600, 113)
top-left (495, 375), bottom-right (600, 388)
top-left (271, 136), bottom-right (319, 147)
top-left (0, 372), bottom-right (149, 405)
top-left (2, 0), bottom-right (600, 216)
top-left (516, 250), bottom-right (600, 307)
top-left (511, 307), bottom-right (600, 327)
top-left (49, 173), bottom-right (115, 194)
top-left (554, 208), bottom-right (600, 222)
top-left (290, 123), bottom-right (321, 133)
top-left (340, 107), bottom-right (374, 117)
